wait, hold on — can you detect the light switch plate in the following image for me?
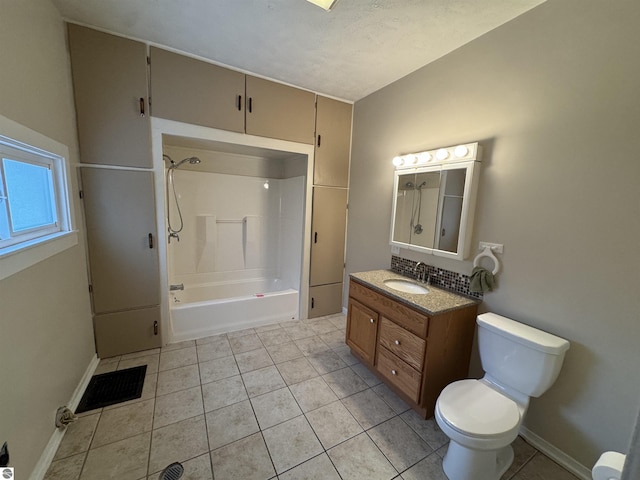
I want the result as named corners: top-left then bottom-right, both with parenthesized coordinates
top-left (479, 242), bottom-right (504, 254)
top-left (391, 245), bottom-right (400, 255)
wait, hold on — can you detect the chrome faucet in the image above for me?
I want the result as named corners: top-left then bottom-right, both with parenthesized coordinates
top-left (170, 283), bottom-right (184, 291)
top-left (168, 231), bottom-right (180, 243)
top-left (413, 262), bottom-right (429, 284)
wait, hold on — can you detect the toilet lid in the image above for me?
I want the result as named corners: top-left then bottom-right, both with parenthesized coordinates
top-left (438, 380), bottom-right (520, 438)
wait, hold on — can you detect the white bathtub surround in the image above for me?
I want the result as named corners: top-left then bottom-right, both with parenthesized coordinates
top-left (195, 214), bottom-right (217, 272)
top-left (165, 162), bottom-right (306, 342)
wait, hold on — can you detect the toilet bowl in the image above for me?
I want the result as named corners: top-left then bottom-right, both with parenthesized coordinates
top-left (435, 379), bottom-right (524, 480)
top-left (435, 312), bottom-right (570, 480)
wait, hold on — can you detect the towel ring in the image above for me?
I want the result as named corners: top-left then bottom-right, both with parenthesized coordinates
top-left (473, 246), bottom-right (500, 275)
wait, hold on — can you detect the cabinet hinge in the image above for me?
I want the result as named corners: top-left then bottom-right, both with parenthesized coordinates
top-left (88, 284), bottom-right (93, 293)
top-left (79, 190), bottom-right (84, 199)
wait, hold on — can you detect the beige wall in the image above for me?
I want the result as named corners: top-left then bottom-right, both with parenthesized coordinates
top-left (0, 0), bottom-right (95, 475)
top-left (347, 0), bottom-right (640, 470)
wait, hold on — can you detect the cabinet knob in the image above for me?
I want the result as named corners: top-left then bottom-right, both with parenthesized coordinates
top-left (391, 369), bottom-right (397, 375)
top-left (370, 318), bottom-right (375, 324)
top-left (394, 340), bottom-right (400, 346)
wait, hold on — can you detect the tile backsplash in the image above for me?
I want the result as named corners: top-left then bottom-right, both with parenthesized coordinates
top-left (390, 255), bottom-right (482, 300)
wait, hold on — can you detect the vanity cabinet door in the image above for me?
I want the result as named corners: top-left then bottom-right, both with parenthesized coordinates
top-left (245, 75), bottom-right (316, 144)
top-left (150, 47), bottom-right (245, 133)
top-left (346, 298), bottom-right (379, 364)
top-left (68, 24), bottom-right (151, 168)
top-left (314, 96), bottom-right (352, 187)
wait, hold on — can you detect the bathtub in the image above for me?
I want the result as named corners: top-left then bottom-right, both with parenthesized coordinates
top-left (169, 277), bottom-right (299, 342)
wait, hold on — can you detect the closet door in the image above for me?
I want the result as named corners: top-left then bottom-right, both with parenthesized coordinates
top-left (82, 168), bottom-right (161, 356)
top-left (150, 47), bottom-right (245, 133)
top-left (314, 96), bottom-right (352, 187)
top-left (81, 168), bottom-right (159, 313)
top-left (68, 24), bottom-right (151, 168)
top-left (309, 187), bottom-right (348, 286)
top-left (245, 76), bottom-right (316, 144)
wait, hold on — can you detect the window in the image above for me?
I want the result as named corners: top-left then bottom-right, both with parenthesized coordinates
top-left (0, 113), bottom-right (77, 279)
top-left (0, 142), bottom-right (65, 247)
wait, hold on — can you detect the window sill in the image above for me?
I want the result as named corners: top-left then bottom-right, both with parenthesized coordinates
top-left (0, 230), bottom-right (79, 281)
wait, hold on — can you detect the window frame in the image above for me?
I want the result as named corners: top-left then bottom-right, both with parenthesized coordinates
top-left (0, 113), bottom-right (77, 280)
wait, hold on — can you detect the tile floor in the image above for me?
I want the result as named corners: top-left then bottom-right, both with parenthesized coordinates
top-left (44, 314), bottom-right (579, 480)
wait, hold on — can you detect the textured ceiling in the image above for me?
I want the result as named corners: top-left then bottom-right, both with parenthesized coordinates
top-left (51, 0), bottom-right (546, 102)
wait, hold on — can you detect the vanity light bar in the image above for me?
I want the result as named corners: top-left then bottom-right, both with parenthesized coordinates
top-left (392, 142), bottom-right (479, 169)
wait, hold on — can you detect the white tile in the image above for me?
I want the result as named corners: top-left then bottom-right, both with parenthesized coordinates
top-left (201, 375), bottom-right (247, 412)
top-left (305, 401), bottom-right (363, 449)
top-left (250, 387), bottom-right (302, 430)
top-left (148, 415), bottom-right (209, 474)
top-left (210, 432), bottom-right (275, 480)
top-left (153, 386), bottom-right (203, 428)
top-left (328, 433), bottom-right (397, 480)
top-left (205, 399), bottom-right (259, 450)
top-left (263, 416), bottom-right (324, 474)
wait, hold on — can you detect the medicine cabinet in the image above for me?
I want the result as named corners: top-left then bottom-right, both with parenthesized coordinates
top-left (390, 143), bottom-right (481, 260)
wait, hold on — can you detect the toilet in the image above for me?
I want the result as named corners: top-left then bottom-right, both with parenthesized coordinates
top-left (435, 312), bottom-right (570, 480)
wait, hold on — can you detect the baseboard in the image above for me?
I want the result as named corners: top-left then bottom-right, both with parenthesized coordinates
top-left (519, 425), bottom-right (592, 480)
top-left (29, 354), bottom-right (99, 480)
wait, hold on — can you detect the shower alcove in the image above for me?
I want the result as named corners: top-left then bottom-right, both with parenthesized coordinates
top-left (152, 120), bottom-right (314, 343)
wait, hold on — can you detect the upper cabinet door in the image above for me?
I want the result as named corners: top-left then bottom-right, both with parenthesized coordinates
top-left (314, 96), bottom-right (352, 187)
top-left (245, 76), bottom-right (316, 144)
top-left (150, 47), bottom-right (245, 133)
top-left (68, 24), bottom-right (151, 168)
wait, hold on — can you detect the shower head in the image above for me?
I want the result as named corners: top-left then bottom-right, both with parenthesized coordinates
top-left (170, 156), bottom-right (201, 170)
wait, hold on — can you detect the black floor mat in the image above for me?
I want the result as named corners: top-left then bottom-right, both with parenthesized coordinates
top-left (76, 365), bottom-right (147, 413)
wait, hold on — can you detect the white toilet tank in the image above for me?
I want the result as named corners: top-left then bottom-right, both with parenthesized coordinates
top-left (478, 313), bottom-right (570, 397)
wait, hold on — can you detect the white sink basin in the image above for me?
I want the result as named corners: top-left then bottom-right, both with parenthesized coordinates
top-left (383, 279), bottom-right (429, 294)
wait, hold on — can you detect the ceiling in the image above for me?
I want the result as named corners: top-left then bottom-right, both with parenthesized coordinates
top-left (51, 0), bottom-right (546, 102)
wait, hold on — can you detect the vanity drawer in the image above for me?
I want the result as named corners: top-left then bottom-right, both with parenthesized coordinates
top-left (378, 317), bottom-right (425, 371)
top-left (376, 346), bottom-right (422, 403)
top-left (349, 279), bottom-right (429, 338)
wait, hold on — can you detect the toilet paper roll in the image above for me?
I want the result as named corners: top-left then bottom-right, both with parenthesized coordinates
top-left (592, 451), bottom-right (626, 480)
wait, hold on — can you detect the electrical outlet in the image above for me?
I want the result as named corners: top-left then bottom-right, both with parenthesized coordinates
top-left (391, 245), bottom-right (400, 255)
top-left (479, 242), bottom-right (504, 254)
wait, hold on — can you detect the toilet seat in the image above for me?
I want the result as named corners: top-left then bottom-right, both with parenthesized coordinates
top-left (437, 380), bottom-right (521, 438)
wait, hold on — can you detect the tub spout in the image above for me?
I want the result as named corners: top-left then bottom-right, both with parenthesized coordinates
top-left (170, 283), bottom-right (184, 291)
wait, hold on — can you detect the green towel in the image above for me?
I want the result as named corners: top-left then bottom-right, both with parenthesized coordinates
top-left (469, 267), bottom-right (496, 293)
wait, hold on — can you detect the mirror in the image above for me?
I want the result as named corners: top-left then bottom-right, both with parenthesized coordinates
top-left (390, 159), bottom-right (480, 260)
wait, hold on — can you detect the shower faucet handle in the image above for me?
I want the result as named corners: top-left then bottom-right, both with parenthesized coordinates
top-left (168, 232), bottom-right (180, 243)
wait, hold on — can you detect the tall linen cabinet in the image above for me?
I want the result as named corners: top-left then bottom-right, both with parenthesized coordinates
top-left (308, 96), bottom-right (352, 318)
top-left (68, 24), bottom-right (162, 357)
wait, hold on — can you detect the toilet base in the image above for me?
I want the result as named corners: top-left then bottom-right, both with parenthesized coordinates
top-left (442, 441), bottom-right (514, 480)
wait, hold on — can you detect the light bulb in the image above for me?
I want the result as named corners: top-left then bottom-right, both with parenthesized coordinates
top-left (436, 148), bottom-right (449, 160)
top-left (263, 180), bottom-right (269, 189)
top-left (417, 152), bottom-right (432, 164)
top-left (454, 145), bottom-right (469, 158)
top-left (404, 154), bottom-right (417, 165)
top-left (392, 156), bottom-right (404, 167)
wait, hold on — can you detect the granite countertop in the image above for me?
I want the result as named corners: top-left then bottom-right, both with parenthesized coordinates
top-left (350, 269), bottom-right (480, 315)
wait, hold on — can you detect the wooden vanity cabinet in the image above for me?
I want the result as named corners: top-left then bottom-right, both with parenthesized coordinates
top-left (346, 278), bottom-right (477, 418)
